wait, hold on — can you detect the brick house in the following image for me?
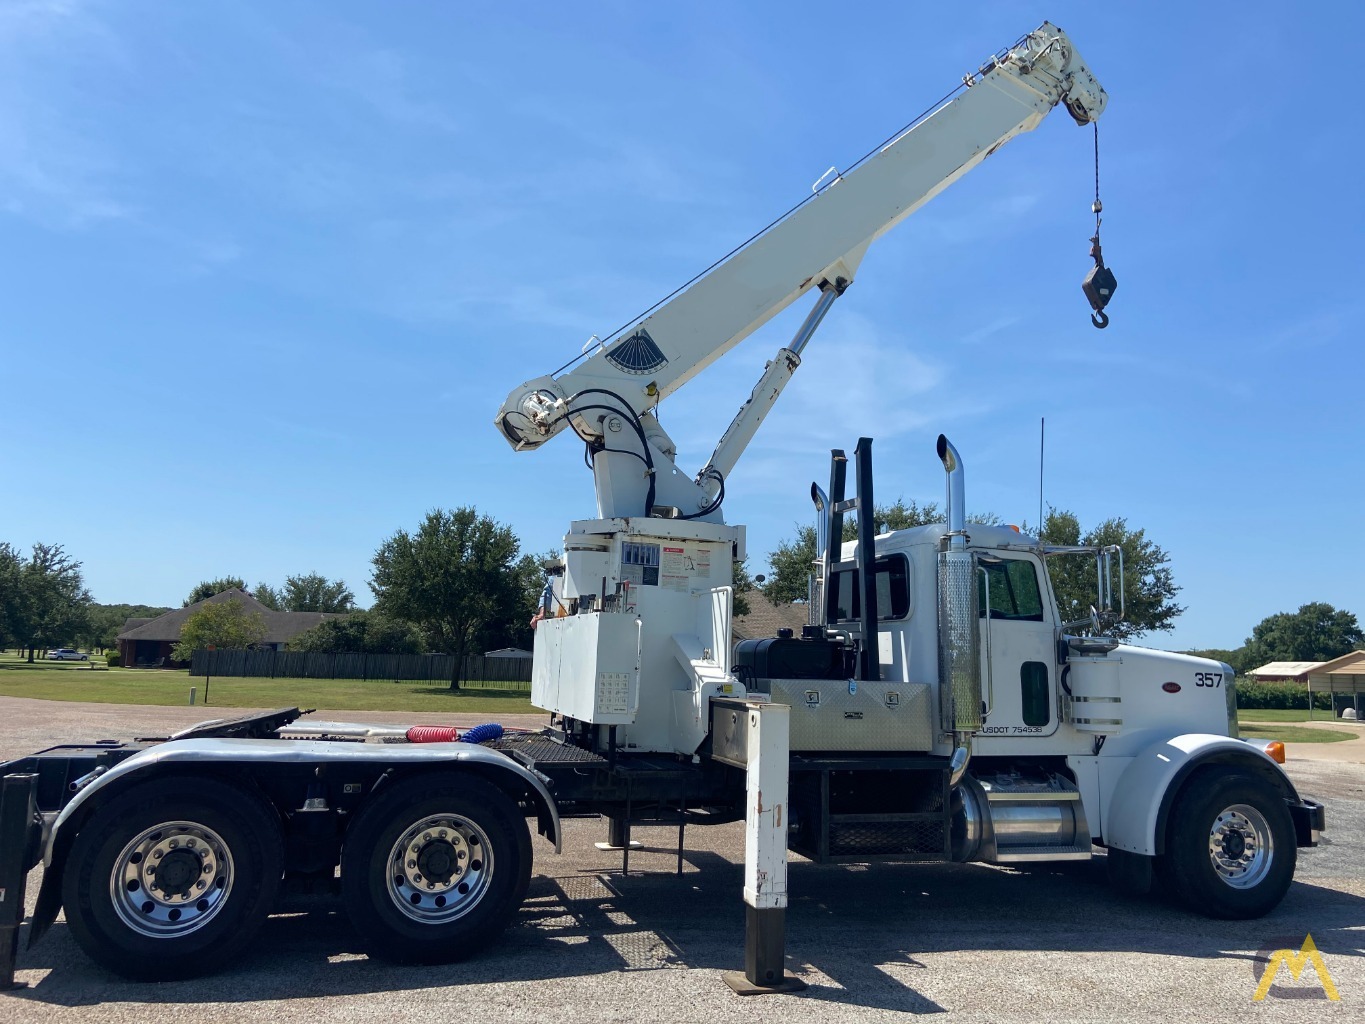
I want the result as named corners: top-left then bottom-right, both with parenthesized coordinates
top-left (117, 588), bottom-right (344, 667)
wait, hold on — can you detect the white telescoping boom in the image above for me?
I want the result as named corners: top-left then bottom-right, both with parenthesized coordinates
top-left (495, 22), bottom-right (1106, 521)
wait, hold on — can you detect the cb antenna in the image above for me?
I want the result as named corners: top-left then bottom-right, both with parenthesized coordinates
top-left (1038, 416), bottom-right (1045, 536)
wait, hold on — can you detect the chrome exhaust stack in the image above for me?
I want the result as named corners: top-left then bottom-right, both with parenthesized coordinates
top-left (937, 434), bottom-right (966, 547)
top-left (936, 434), bottom-right (983, 737)
top-left (809, 483), bottom-right (828, 625)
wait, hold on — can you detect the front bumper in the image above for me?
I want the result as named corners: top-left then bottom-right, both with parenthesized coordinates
top-left (1290, 797), bottom-right (1326, 847)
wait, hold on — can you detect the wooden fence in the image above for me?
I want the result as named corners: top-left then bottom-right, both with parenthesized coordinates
top-left (189, 649), bottom-right (533, 689)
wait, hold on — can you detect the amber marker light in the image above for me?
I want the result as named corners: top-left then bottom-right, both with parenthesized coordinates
top-left (1263, 741), bottom-right (1286, 764)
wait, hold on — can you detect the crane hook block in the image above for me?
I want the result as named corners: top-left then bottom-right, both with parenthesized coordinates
top-left (1082, 236), bottom-right (1117, 330)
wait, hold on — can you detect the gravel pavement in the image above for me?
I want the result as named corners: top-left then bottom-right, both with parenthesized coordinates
top-left (3, 697), bottom-right (1362, 1022)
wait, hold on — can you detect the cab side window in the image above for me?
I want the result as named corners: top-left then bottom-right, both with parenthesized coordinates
top-left (977, 557), bottom-right (1044, 621)
top-left (828, 555), bottom-right (912, 622)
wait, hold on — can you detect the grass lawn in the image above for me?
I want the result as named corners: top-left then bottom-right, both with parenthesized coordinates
top-left (1237, 722), bottom-right (1354, 744)
top-left (0, 651), bottom-right (535, 713)
top-left (1236, 707), bottom-right (1362, 723)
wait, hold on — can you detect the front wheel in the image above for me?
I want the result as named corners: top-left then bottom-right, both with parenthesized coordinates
top-left (1161, 769), bottom-right (1296, 919)
top-left (61, 776), bottom-right (284, 979)
top-left (340, 773), bottom-right (531, 964)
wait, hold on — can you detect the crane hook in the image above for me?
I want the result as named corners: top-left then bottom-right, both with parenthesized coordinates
top-left (1082, 123), bottom-right (1115, 330)
top-left (1082, 234), bottom-right (1116, 330)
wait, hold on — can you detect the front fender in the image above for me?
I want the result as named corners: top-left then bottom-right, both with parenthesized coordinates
top-left (1102, 734), bottom-right (1296, 856)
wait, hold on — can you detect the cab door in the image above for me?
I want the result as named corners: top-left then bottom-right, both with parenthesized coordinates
top-left (976, 553), bottom-right (1059, 738)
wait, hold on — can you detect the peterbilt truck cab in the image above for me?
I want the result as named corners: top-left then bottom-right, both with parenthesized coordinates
top-left (755, 435), bottom-right (1325, 919)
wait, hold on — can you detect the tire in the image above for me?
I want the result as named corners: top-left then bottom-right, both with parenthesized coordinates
top-left (341, 773), bottom-right (531, 964)
top-left (61, 776), bottom-right (284, 980)
top-left (1161, 769), bottom-right (1296, 919)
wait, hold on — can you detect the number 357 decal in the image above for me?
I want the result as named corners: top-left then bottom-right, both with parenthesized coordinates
top-left (1195, 672), bottom-right (1223, 687)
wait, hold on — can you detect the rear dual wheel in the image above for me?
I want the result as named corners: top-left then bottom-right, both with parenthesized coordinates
top-left (340, 773), bottom-right (531, 964)
top-left (61, 777), bottom-right (283, 979)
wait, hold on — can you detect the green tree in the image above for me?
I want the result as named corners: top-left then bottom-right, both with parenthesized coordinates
top-left (184, 577), bottom-right (246, 606)
top-left (2, 543), bottom-right (93, 661)
top-left (1242, 603), bottom-right (1362, 666)
top-left (762, 502), bottom-right (1181, 640)
top-left (763, 526), bottom-right (819, 606)
top-left (370, 508), bottom-right (533, 687)
top-left (482, 549), bottom-right (563, 652)
top-left (280, 573), bottom-right (355, 613)
top-left (0, 543), bottom-right (24, 650)
top-left (762, 500), bottom-right (995, 605)
top-left (1184, 647), bottom-right (1253, 675)
top-left (1034, 508), bottom-right (1183, 641)
top-left (469, 552), bottom-right (545, 654)
top-left (172, 598), bottom-right (269, 661)
top-left (78, 603), bottom-right (173, 652)
top-left (253, 583), bottom-right (283, 610)
top-left (289, 610), bottom-right (423, 655)
top-left (871, 498), bottom-right (948, 532)
top-left (731, 559), bottom-right (754, 617)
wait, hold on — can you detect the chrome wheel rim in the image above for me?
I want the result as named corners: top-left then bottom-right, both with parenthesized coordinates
top-left (111, 820), bottom-right (234, 938)
top-left (1208, 803), bottom-right (1273, 889)
top-left (385, 812), bottom-right (493, 923)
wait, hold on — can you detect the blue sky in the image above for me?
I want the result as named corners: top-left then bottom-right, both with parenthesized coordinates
top-left (1, 1), bottom-right (1360, 651)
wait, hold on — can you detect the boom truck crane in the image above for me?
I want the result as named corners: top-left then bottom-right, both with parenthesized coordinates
top-left (0, 22), bottom-right (1322, 990)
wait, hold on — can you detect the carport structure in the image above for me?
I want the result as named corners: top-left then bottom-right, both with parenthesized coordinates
top-left (1307, 651), bottom-right (1365, 719)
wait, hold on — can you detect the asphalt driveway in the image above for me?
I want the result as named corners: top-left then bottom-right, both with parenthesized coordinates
top-left (3, 697), bottom-right (1361, 1023)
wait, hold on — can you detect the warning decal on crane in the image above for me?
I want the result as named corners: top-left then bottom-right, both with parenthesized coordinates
top-left (660, 545), bottom-right (712, 592)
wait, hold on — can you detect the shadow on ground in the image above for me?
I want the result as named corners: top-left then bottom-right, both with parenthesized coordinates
top-left (9, 843), bottom-right (1365, 1016)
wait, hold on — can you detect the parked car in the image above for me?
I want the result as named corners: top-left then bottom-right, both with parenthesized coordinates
top-left (46, 648), bottom-right (88, 661)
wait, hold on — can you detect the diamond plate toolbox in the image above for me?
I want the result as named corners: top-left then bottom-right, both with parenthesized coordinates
top-left (767, 680), bottom-right (934, 752)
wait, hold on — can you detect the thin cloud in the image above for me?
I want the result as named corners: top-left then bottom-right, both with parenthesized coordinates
top-left (313, 47), bottom-right (463, 135)
top-left (914, 191), bottom-right (1041, 247)
top-left (0, 0), bottom-right (134, 229)
top-left (658, 311), bottom-right (963, 478)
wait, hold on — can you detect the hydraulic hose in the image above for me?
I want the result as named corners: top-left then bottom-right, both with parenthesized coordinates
top-left (404, 723), bottom-right (507, 744)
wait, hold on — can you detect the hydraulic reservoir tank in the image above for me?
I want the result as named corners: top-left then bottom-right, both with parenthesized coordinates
top-left (733, 634), bottom-right (850, 682)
